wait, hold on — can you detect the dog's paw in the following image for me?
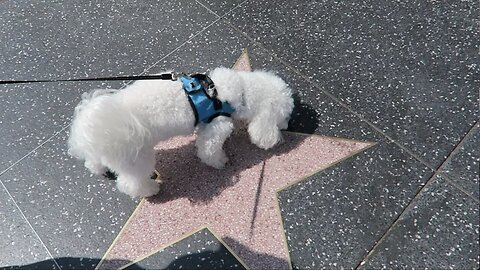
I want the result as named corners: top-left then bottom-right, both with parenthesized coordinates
top-left (85, 160), bottom-right (108, 175)
top-left (202, 150), bottom-right (228, 169)
top-left (117, 179), bottom-right (160, 198)
top-left (248, 124), bottom-right (283, 150)
top-left (137, 182), bottom-right (160, 198)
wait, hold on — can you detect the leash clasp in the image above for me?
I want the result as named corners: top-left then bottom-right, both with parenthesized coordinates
top-left (170, 72), bottom-right (180, 81)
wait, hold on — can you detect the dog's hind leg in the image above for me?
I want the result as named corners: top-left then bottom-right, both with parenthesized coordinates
top-left (114, 149), bottom-right (160, 198)
top-left (84, 159), bottom-right (108, 175)
top-left (195, 116), bottom-right (234, 169)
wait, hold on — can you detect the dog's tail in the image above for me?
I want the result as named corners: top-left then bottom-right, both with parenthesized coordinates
top-left (67, 89), bottom-right (149, 165)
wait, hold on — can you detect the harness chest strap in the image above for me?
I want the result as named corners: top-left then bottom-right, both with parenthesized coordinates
top-left (180, 74), bottom-right (235, 126)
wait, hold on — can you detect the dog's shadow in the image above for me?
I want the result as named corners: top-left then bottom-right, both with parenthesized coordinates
top-left (149, 128), bottom-right (300, 204)
top-left (149, 98), bottom-right (318, 204)
top-left (287, 92), bottom-right (320, 134)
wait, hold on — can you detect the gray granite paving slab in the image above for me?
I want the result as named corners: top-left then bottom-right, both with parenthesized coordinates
top-left (125, 228), bottom-right (245, 270)
top-left (195, 0), bottom-right (245, 17)
top-left (247, 46), bottom-right (386, 143)
top-left (151, 20), bottom-right (385, 142)
top-left (439, 123), bottom-right (479, 200)
top-left (3, 257), bottom-right (134, 270)
top-left (0, 0), bottom-right (215, 81)
top-left (0, 187), bottom-right (55, 269)
top-left (361, 175), bottom-right (479, 269)
top-left (0, 132), bottom-right (138, 270)
top-left (151, 21), bottom-right (249, 74)
top-left (0, 80), bottom-right (124, 172)
top-left (227, 0), bottom-right (480, 168)
top-left (277, 141), bottom-right (433, 269)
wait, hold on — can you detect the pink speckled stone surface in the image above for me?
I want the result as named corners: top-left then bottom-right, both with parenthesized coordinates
top-left (99, 129), bottom-right (371, 269)
top-left (232, 49), bottom-right (252, 71)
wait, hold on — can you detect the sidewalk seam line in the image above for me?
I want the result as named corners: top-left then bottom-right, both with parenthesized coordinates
top-left (0, 179), bottom-right (61, 269)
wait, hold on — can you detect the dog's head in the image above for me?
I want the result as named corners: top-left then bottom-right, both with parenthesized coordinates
top-left (209, 67), bottom-right (244, 109)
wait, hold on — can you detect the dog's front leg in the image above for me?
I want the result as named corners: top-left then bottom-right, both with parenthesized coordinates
top-left (115, 149), bottom-right (160, 198)
top-left (195, 116), bottom-right (233, 169)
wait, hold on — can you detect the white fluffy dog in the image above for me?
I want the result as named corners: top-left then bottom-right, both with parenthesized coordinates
top-left (68, 67), bottom-right (294, 198)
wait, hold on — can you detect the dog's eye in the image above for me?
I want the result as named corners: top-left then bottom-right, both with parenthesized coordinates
top-left (190, 82), bottom-right (195, 88)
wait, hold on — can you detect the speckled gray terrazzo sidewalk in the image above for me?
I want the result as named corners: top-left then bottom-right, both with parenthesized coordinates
top-left (0, 0), bottom-right (479, 269)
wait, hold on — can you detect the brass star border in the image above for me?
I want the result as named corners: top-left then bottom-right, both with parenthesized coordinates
top-left (96, 50), bottom-right (376, 270)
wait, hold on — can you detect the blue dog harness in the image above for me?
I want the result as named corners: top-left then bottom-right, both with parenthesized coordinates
top-left (180, 74), bottom-right (234, 125)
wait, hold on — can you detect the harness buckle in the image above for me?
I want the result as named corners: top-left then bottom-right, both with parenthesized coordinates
top-left (206, 83), bottom-right (217, 97)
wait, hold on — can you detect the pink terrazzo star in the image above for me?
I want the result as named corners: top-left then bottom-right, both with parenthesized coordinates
top-left (97, 50), bottom-right (373, 270)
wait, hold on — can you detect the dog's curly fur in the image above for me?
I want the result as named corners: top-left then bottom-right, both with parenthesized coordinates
top-left (68, 67), bottom-right (294, 198)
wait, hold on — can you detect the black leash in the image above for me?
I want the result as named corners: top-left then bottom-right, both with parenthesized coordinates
top-left (0, 73), bottom-right (177, 85)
